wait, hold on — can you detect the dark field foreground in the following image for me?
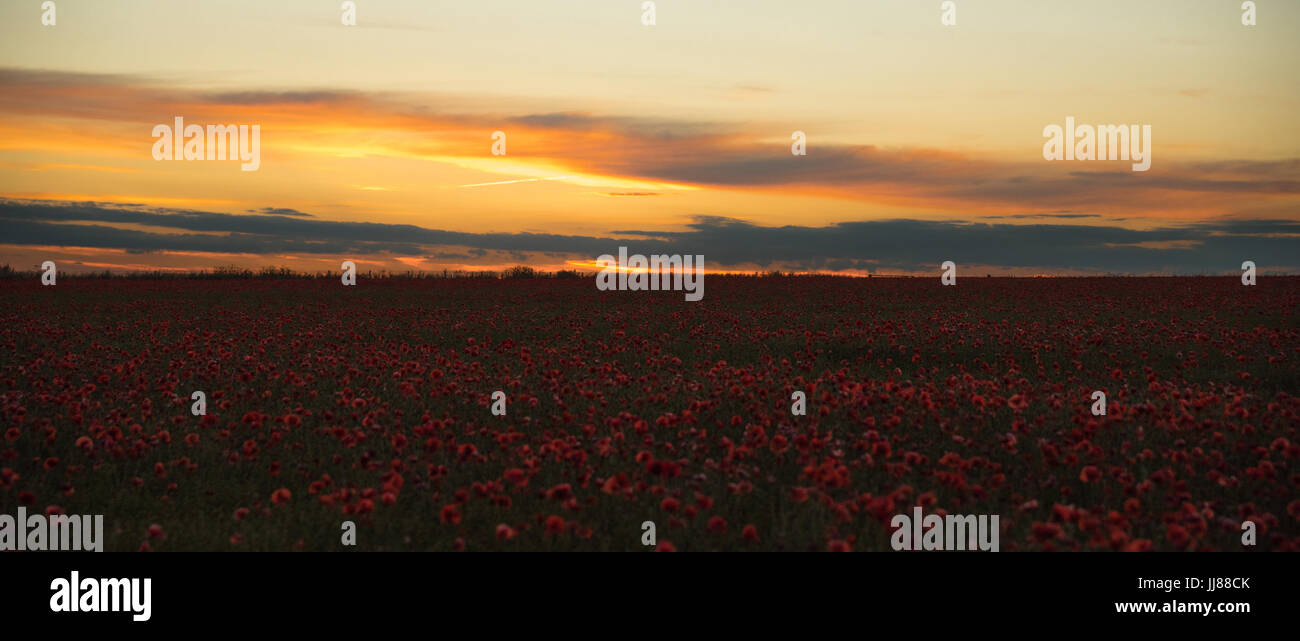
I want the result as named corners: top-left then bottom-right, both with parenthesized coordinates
top-left (1, 276), bottom-right (1297, 551)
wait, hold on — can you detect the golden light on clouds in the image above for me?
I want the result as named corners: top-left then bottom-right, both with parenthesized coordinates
top-left (0, 1), bottom-right (1296, 274)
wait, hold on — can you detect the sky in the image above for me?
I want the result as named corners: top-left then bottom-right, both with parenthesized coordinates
top-left (0, 0), bottom-right (1297, 275)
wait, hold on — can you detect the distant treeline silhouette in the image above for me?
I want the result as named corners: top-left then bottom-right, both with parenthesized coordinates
top-left (0, 264), bottom-right (1285, 280)
top-left (0, 263), bottom-right (596, 280)
top-left (0, 263), bottom-right (862, 280)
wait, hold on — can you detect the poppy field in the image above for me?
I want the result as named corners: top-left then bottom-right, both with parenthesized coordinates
top-left (2, 276), bottom-right (1297, 552)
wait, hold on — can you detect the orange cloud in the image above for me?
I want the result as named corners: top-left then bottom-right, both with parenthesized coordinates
top-left (1, 67), bottom-right (1297, 248)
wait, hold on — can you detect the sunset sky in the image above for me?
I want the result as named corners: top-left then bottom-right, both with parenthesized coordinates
top-left (1, 0), bottom-right (1297, 274)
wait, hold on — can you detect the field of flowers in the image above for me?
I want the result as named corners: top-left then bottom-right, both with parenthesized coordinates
top-left (2, 276), bottom-right (1297, 551)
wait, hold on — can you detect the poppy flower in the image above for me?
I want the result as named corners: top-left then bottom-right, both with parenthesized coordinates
top-left (770, 435), bottom-right (789, 454)
top-left (544, 515), bottom-right (566, 534)
top-left (1166, 524), bottom-right (1191, 548)
top-left (440, 504), bottom-right (461, 525)
top-left (546, 484), bottom-right (573, 501)
top-left (1031, 522), bottom-right (1063, 542)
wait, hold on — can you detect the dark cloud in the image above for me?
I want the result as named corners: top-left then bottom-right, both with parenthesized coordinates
top-left (989, 213), bottom-right (1102, 219)
top-left (2, 199), bottom-right (1297, 274)
top-left (508, 112), bottom-right (603, 130)
top-left (507, 112), bottom-right (726, 140)
top-left (624, 146), bottom-right (1300, 210)
top-left (247, 207), bottom-right (314, 217)
top-left (0, 67), bottom-right (147, 89)
top-left (0, 199), bottom-right (612, 256)
top-left (206, 90), bottom-right (357, 105)
top-left (640, 146), bottom-right (904, 187)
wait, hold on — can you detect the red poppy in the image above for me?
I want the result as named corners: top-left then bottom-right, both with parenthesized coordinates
top-left (706, 516), bottom-right (727, 533)
top-left (546, 483), bottom-right (573, 501)
top-left (1031, 522), bottom-right (1063, 542)
top-left (1166, 524), bottom-right (1191, 548)
top-left (503, 468), bottom-right (527, 486)
top-left (440, 504), bottom-right (461, 525)
top-left (770, 435), bottom-right (789, 454)
top-left (544, 515), bottom-right (566, 534)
